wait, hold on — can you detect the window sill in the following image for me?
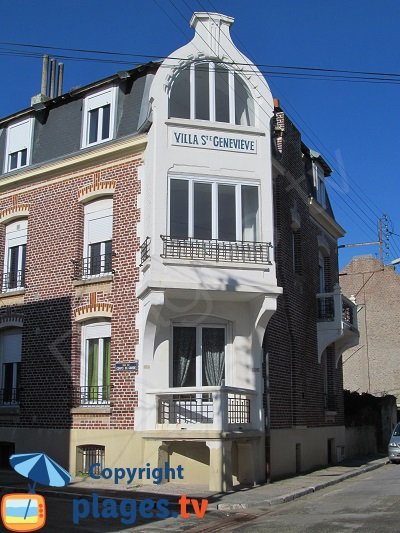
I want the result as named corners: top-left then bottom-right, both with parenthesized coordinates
top-left (73, 274), bottom-right (114, 287)
top-left (165, 118), bottom-right (266, 136)
top-left (71, 406), bottom-right (111, 415)
top-left (0, 288), bottom-right (25, 299)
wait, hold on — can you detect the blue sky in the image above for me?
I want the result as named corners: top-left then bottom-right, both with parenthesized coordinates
top-left (1, 0), bottom-right (400, 267)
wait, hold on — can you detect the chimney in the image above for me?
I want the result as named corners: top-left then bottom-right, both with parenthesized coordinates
top-left (31, 55), bottom-right (64, 106)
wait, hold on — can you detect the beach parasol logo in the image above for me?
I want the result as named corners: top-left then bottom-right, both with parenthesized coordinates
top-left (1, 452), bottom-right (71, 532)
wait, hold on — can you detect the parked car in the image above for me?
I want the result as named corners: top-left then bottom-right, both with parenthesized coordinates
top-left (388, 423), bottom-right (400, 463)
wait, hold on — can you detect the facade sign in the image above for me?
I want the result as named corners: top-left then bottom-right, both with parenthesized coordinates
top-left (170, 128), bottom-right (257, 154)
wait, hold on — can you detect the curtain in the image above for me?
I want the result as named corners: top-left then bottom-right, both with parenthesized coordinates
top-left (103, 338), bottom-right (111, 401)
top-left (173, 327), bottom-right (196, 387)
top-left (202, 328), bottom-right (225, 386)
top-left (88, 339), bottom-right (99, 400)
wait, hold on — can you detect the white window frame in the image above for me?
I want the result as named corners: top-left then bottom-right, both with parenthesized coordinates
top-left (0, 329), bottom-right (22, 403)
top-left (170, 62), bottom-right (254, 126)
top-left (3, 220), bottom-right (27, 291)
top-left (83, 199), bottom-right (113, 277)
top-left (171, 322), bottom-right (228, 388)
top-left (313, 163), bottom-right (327, 208)
top-left (4, 118), bottom-right (33, 173)
top-left (81, 87), bottom-right (117, 148)
top-left (168, 176), bottom-right (260, 242)
top-left (80, 322), bottom-right (111, 404)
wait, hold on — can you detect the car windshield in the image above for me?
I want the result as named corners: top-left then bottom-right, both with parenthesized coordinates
top-left (393, 424), bottom-right (400, 436)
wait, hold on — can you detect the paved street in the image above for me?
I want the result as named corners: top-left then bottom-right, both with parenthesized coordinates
top-left (1, 463), bottom-right (400, 532)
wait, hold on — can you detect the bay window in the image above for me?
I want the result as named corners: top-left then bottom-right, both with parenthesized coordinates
top-left (169, 178), bottom-right (259, 242)
top-left (173, 325), bottom-right (225, 388)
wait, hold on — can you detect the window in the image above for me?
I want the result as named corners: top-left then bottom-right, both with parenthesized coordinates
top-left (83, 199), bottom-right (113, 277)
top-left (5, 119), bottom-right (33, 172)
top-left (81, 322), bottom-right (111, 404)
top-left (313, 163), bottom-right (327, 208)
top-left (82, 88), bottom-right (116, 148)
top-left (292, 230), bottom-right (302, 275)
top-left (0, 330), bottom-right (21, 405)
top-left (2, 220), bottom-right (27, 291)
top-left (169, 62), bottom-right (255, 126)
top-left (318, 252), bottom-right (332, 293)
top-left (172, 325), bottom-right (225, 387)
top-left (76, 445), bottom-right (105, 475)
top-left (169, 178), bottom-right (259, 242)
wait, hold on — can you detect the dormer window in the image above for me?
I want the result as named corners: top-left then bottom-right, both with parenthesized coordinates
top-left (5, 119), bottom-right (33, 172)
top-left (169, 62), bottom-right (255, 126)
top-left (82, 87), bottom-right (117, 148)
top-left (313, 163), bottom-right (327, 208)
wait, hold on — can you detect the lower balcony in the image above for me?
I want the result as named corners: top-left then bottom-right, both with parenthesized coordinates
top-left (0, 388), bottom-right (20, 406)
top-left (1, 271), bottom-right (25, 292)
top-left (147, 386), bottom-right (258, 432)
top-left (317, 284), bottom-right (359, 358)
top-left (71, 385), bottom-right (111, 407)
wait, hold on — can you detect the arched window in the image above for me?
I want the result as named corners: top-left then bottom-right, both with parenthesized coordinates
top-left (169, 62), bottom-right (255, 126)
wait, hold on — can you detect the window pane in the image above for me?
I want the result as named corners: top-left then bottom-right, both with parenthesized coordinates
top-left (242, 185), bottom-right (259, 241)
top-left (170, 179), bottom-right (188, 239)
top-left (20, 149), bottom-right (27, 167)
top-left (235, 74), bottom-right (255, 126)
top-left (104, 240), bottom-right (112, 273)
top-left (173, 327), bottom-right (196, 387)
top-left (202, 328), bottom-right (225, 386)
top-left (101, 104), bottom-right (111, 140)
top-left (8, 246), bottom-right (19, 289)
top-left (103, 338), bottom-right (111, 400)
top-left (215, 66), bottom-right (230, 123)
top-left (9, 152), bottom-right (18, 170)
top-left (195, 64), bottom-right (210, 120)
top-left (88, 108), bottom-right (99, 144)
top-left (20, 244), bottom-right (26, 287)
top-left (169, 67), bottom-right (190, 119)
top-left (88, 339), bottom-right (99, 399)
top-left (194, 182), bottom-right (212, 240)
top-left (89, 242), bottom-right (101, 275)
top-left (218, 185), bottom-right (236, 241)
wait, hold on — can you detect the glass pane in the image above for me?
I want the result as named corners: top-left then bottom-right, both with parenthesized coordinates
top-left (169, 67), bottom-right (190, 119)
top-left (195, 63), bottom-right (210, 120)
top-left (235, 74), bottom-right (255, 126)
top-left (9, 152), bottom-right (18, 170)
top-left (218, 185), bottom-right (236, 241)
top-left (104, 240), bottom-right (112, 273)
top-left (173, 327), bottom-right (196, 387)
top-left (88, 339), bottom-right (99, 400)
top-left (8, 246), bottom-right (19, 289)
top-left (215, 66), bottom-right (230, 123)
top-left (194, 182), bottom-right (212, 240)
top-left (170, 179), bottom-right (188, 239)
top-left (20, 149), bottom-right (27, 167)
top-left (101, 104), bottom-right (111, 140)
top-left (20, 244), bottom-right (26, 287)
top-left (202, 328), bottom-right (225, 386)
top-left (89, 242), bottom-right (101, 275)
top-left (242, 186), bottom-right (259, 241)
top-left (103, 338), bottom-right (111, 400)
top-left (88, 108), bottom-right (99, 144)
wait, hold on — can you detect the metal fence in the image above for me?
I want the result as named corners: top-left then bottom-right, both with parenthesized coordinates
top-left (1, 270), bottom-right (25, 292)
top-left (72, 253), bottom-right (113, 279)
top-left (72, 385), bottom-right (111, 406)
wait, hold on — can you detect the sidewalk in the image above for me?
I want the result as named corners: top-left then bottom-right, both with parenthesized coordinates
top-left (0, 454), bottom-right (388, 511)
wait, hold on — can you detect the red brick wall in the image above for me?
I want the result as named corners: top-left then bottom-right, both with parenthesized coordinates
top-left (0, 155), bottom-right (142, 430)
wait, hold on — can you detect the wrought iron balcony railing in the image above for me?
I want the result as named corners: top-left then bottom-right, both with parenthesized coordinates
top-left (72, 253), bottom-right (114, 280)
top-left (160, 236), bottom-right (272, 264)
top-left (140, 237), bottom-right (151, 267)
top-left (72, 385), bottom-right (111, 406)
top-left (1, 270), bottom-right (25, 292)
top-left (317, 289), bottom-right (357, 328)
top-left (317, 294), bottom-right (335, 321)
top-left (0, 388), bottom-right (20, 406)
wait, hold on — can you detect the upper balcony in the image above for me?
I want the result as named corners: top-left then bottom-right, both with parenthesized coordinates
top-left (317, 283), bottom-right (359, 358)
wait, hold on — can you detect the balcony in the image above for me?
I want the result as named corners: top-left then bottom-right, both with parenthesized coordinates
top-left (317, 284), bottom-right (359, 358)
top-left (0, 388), bottom-right (20, 406)
top-left (72, 253), bottom-right (114, 280)
top-left (1, 270), bottom-right (25, 292)
top-left (71, 385), bottom-right (111, 406)
top-left (160, 236), bottom-right (272, 265)
top-left (147, 386), bottom-right (258, 432)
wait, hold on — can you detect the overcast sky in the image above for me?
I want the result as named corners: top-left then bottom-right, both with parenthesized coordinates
top-left (1, 0), bottom-right (400, 267)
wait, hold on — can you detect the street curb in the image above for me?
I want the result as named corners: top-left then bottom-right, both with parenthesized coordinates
top-left (217, 459), bottom-right (389, 511)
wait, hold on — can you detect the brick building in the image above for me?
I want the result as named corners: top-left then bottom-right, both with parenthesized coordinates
top-left (341, 255), bottom-right (400, 411)
top-left (0, 12), bottom-right (358, 488)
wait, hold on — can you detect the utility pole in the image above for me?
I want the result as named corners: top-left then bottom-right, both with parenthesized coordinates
top-left (338, 214), bottom-right (390, 264)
